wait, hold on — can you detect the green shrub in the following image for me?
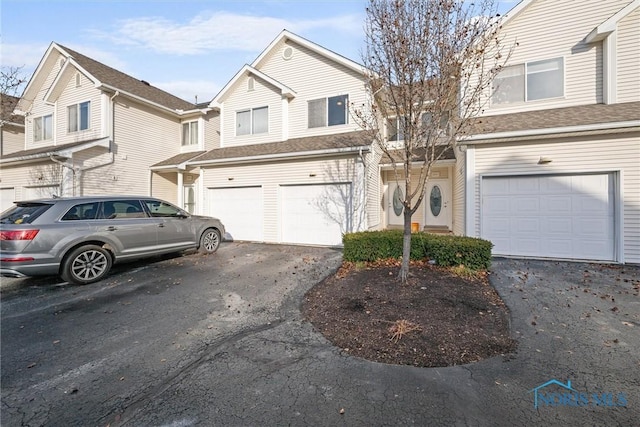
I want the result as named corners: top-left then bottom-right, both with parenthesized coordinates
top-left (343, 230), bottom-right (493, 270)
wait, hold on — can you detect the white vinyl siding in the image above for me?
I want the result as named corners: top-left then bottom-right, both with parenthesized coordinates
top-left (221, 74), bottom-right (281, 146)
top-left (201, 155), bottom-right (365, 244)
top-left (468, 132), bottom-right (640, 263)
top-left (1, 123), bottom-right (24, 155)
top-left (616, 7), bottom-right (640, 103)
top-left (55, 72), bottom-right (103, 145)
top-left (80, 99), bottom-right (181, 196)
top-left (25, 52), bottom-right (63, 148)
top-left (452, 148), bottom-right (465, 235)
top-left (256, 40), bottom-right (366, 139)
top-left (483, 0), bottom-right (631, 115)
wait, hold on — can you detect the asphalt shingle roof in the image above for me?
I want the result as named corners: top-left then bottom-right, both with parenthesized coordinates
top-left (151, 151), bottom-right (207, 168)
top-left (1, 93), bottom-right (24, 125)
top-left (59, 44), bottom-right (198, 112)
top-left (473, 101), bottom-right (640, 135)
top-left (190, 131), bottom-right (372, 163)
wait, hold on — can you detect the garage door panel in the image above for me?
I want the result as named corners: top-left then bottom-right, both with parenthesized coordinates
top-left (281, 183), bottom-right (351, 246)
top-left (482, 174), bottom-right (614, 261)
top-left (209, 187), bottom-right (263, 242)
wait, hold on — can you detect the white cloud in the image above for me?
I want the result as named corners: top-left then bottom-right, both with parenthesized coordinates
top-left (2, 43), bottom-right (50, 69)
top-left (95, 11), bottom-right (363, 55)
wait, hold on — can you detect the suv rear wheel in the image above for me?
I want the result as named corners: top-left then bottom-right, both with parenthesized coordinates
top-left (61, 245), bottom-right (113, 285)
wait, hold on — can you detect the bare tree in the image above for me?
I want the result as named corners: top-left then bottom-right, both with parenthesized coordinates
top-left (352, 0), bottom-right (510, 282)
top-left (1, 66), bottom-right (27, 97)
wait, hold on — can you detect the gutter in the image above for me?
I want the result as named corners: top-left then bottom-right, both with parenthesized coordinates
top-left (99, 84), bottom-right (206, 117)
top-left (461, 120), bottom-right (640, 143)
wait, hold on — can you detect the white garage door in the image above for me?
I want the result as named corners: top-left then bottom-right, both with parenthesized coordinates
top-left (208, 187), bottom-right (263, 241)
top-left (281, 183), bottom-right (351, 246)
top-left (1, 188), bottom-right (16, 212)
top-left (481, 174), bottom-right (614, 261)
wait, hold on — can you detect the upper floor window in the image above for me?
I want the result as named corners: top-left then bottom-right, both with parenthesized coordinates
top-left (236, 106), bottom-right (268, 136)
top-left (67, 101), bottom-right (90, 132)
top-left (308, 94), bottom-right (348, 128)
top-left (492, 57), bottom-right (564, 105)
top-left (182, 121), bottom-right (198, 146)
top-left (387, 116), bottom-right (407, 142)
top-left (33, 114), bottom-right (53, 142)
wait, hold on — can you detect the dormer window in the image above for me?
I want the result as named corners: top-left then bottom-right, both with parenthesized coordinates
top-left (492, 57), bottom-right (564, 105)
top-left (308, 94), bottom-right (348, 128)
top-left (67, 101), bottom-right (90, 132)
top-left (182, 121), bottom-right (199, 146)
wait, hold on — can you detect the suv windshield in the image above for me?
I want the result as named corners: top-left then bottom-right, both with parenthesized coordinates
top-left (0, 203), bottom-right (52, 224)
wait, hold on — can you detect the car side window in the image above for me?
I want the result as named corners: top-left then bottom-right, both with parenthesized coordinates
top-left (144, 200), bottom-right (183, 218)
top-left (61, 202), bottom-right (99, 221)
top-left (99, 200), bottom-right (147, 219)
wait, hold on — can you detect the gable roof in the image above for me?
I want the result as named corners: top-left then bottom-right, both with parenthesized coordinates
top-left (210, 29), bottom-right (367, 108)
top-left (210, 64), bottom-right (296, 108)
top-left (252, 30), bottom-right (366, 75)
top-left (189, 131), bottom-right (371, 166)
top-left (586, 0), bottom-right (640, 42)
top-left (18, 43), bottom-right (197, 115)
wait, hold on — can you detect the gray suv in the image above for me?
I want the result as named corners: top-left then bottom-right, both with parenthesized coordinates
top-left (0, 196), bottom-right (225, 285)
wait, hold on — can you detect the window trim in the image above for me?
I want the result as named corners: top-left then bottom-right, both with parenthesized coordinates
top-left (235, 106), bottom-right (269, 136)
top-left (181, 120), bottom-right (199, 146)
top-left (67, 100), bottom-right (91, 133)
top-left (491, 56), bottom-right (565, 106)
top-left (308, 94), bottom-right (349, 129)
top-left (33, 114), bottom-right (53, 142)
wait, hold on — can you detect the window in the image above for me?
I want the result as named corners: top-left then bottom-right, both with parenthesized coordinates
top-left (492, 57), bottom-right (563, 105)
top-left (144, 199), bottom-right (185, 217)
top-left (33, 114), bottom-right (53, 142)
top-left (308, 94), bottom-right (348, 128)
top-left (100, 200), bottom-right (147, 219)
top-left (61, 202), bottom-right (99, 221)
top-left (387, 116), bottom-right (406, 141)
top-left (67, 101), bottom-right (90, 132)
top-left (182, 121), bottom-right (198, 146)
top-left (236, 106), bottom-right (268, 136)
top-left (421, 111), bottom-right (450, 135)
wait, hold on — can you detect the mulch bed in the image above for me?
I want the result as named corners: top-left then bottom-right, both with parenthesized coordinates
top-left (302, 260), bottom-right (517, 368)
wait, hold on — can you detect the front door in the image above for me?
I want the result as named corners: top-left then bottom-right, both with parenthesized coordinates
top-left (425, 179), bottom-right (452, 229)
top-left (387, 181), bottom-right (404, 226)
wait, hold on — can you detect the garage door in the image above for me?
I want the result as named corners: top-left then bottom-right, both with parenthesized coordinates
top-left (1, 188), bottom-right (15, 212)
top-left (281, 183), bottom-right (351, 246)
top-left (481, 174), bottom-right (614, 261)
top-left (208, 187), bottom-right (263, 241)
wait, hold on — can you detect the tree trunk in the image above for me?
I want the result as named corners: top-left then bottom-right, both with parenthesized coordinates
top-left (398, 209), bottom-right (413, 283)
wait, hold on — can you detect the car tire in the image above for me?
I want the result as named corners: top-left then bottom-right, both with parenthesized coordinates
top-left (61, 245), bottom-right (113, 285)
top-left (198, 228), bottom-right (221, 254)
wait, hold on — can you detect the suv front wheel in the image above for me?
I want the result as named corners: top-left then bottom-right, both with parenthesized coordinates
top-left (61, 245), bottom-right (113, 285)
top-left (198, 228), bottom-right (221, 254)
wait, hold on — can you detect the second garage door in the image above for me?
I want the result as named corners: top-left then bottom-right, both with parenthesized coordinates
top-left (208, 187), bottom-right (263, 242)
top-left (481, 173), bottom-right (615, 261)
top-left (281, 183), bottom-right (352, 246)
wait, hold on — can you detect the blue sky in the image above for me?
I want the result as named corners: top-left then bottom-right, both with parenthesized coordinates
top-left (2, 0), bottom-right (519, 103)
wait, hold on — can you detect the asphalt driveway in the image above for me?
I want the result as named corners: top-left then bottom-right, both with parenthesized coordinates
top-left (2, 245), bottom-right (638, 426)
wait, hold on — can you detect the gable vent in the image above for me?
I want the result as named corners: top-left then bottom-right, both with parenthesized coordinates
top-left (282, 46), bottom-right (294, 60)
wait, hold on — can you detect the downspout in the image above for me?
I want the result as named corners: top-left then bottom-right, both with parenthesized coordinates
top-left (71, 91), bottom-right (119, 195)
top-left (49, 155), bottom-right (76, 196)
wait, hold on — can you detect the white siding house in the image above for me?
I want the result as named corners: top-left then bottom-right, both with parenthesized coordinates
top-left (463, 0), bottom-right (640, 263)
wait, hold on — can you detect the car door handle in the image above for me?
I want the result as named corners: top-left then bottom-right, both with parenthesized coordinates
top-left (106, 226), bottom-right (117, 231)
top-left (158, 223), bottom-right (165, 228)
